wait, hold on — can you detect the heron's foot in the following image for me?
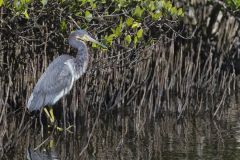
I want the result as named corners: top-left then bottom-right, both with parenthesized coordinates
top-left (56, 125), bottom-right (74, 133)
top-left (47, 124), bottom-right (74, 134)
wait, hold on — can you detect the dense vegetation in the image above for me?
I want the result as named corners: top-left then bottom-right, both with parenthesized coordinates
top-left (1, 0), bottom-right (240, 118)
top-left (0, 0), bottom-right (183, 47)
top-left (1, 0), bottom-right (240, 158)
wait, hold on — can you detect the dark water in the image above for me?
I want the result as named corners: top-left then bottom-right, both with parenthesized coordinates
top-left (3, 99), bottom-right (240, 160)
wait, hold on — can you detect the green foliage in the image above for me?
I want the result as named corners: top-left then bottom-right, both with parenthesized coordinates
top-left (137, 28), bottom-right (143, 39)
top-left (60, 20), bottom-right (67, 32)
top-left (124, 35), bottom-right (131, 45)
top-left (84, 10), bottom-right (93, 22)
top-left (2, 0), bottom-right (184, 48)
top-left (0, 0), bottom-right (3, 7)
top-left (226, 0), bottom-right (240, 9)
top-left (41, 0), bottom-right (48, 6)
top-left (133, 6), bottom-right (144, 18)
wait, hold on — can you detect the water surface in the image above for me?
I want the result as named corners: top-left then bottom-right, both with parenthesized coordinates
top-left (3, 103), bottom-right (240, 160)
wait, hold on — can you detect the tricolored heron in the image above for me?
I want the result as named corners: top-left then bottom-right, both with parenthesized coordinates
top-left (27, 29), bottom-right (106, 123)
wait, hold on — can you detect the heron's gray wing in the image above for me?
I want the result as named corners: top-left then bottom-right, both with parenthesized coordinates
top-left (27, 55), bottom-right (74, 111)
top-left (34, 55), bottom-right (74, 93)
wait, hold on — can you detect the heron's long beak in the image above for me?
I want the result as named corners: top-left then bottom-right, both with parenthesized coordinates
top-left (82, 35), bottom-right (107, 49)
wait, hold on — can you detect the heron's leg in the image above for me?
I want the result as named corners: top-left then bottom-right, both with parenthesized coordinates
top-left (43, 108), bottom-right (55, 123)
top-left (49, 108), bottom-right (55, 123)
top-left (43, 107), bottom-right (73, 133)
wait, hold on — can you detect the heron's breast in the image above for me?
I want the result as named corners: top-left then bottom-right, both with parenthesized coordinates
top-left (64, 58), bottom-right (89, 80)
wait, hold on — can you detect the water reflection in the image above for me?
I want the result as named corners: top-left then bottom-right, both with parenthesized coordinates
top-left (27, 147), bottom-right (58, 160)
top-left (8, 113), bottom-right (237, 160)
top-left (2, 101), bottom-right (240, 160)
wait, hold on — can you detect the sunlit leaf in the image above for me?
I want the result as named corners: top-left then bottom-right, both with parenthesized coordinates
top-left (165, 1), bottom-right (172, 10)
top-left (134, 36), bottom-right (138, 47)
top-left (170, 7), bottom-right (177, 15)
top-left (115, 19), bottom-right (123, 37)
top-left (111, 28), bottom-right (115, 33)
top-left (60, 20), bottom-right (67, 31)
top-left (14, 1), bottom-right (21, 10)
top-left (92, 43), bottom-right (98, 48)
top-left (124, 35), bottom-right (131, 45)
top-left (75, 12), bottom-right (82, 17)
top-left (21, 0), bottom-right (31, 3)
top-left (23, 9), bottom-right (29, 19)
top-left (101, 0), bottom-right (106, 4)
top-left (148, 1), bottom-right (155, 11)
top-left (115, 25), bottom-right (121, 37)
top-left (133, 5), bottom-right (144, 18)
top-left (137, 28), bottom-right (143, 38)
top-left (131, 22), bottom-right (141, 29)
top-left (177, 8), bottom-right (184, 16)
top-left (126, 17), bottom-right (134, 27)
top-left (105, 34), bottom-right (116, 45)
top-left (90, 1), bottom-right (96, 9)
top-left (81, 0), bottom-right (88, 5)
top-left (85, 10), bottom-right (93, 22)
top-left (0, 0), bottom-right (3, 7)
top-left (41, 0), bottom-right (48, 6)
top-left (151, 11), bottom-right (162, 21)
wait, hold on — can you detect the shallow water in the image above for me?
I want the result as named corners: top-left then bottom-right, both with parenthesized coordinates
top-left (3, 104), bottom-right (240, 160)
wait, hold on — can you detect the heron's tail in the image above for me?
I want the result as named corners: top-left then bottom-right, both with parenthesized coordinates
top-left (27, 93), bottom-right (44, 111)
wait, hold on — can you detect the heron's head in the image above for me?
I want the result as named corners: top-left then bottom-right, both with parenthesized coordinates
top-left (69, 29), bottom-right (107, 48)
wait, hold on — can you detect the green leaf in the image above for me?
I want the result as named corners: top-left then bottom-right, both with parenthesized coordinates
top-left (90, 1), bottom-right (96, 9)
top-left (0, 0), bottom-right (3, 7)
top-left (177, 8), bottom-right (184, 16)
top-left (165, 1), bottom-right (172, 10)
top-left (21, 0), bottom-right (31, 3)
top-left (115, 26), bottom-right (121, 37)
top-left (60, 20), bottom-right (67, 31)
top-left (170, 7), bottom-right (178, 15)
top-left (14, 1), bottom-right (21, 10)
top-left (124, 35), bottom-right (131, 45)
top-left (134, 36), bottom-right (138, 47)
top-left (126, 17), bottom-right (134, 27)
top-left (148, 1), bottom-right (155, 11)
top-left (23, 9), bottom-right (29, 19)
top-left (85, 10), bottom-right (93, 22)
top-left (131, 22), bottom-right (141, 29)
top-left (133, 5), bottom-right (144, 18)
top-left (41, 0), bottom-right (48, 6)
top-left (92, 43), bottom-right (98, 48)
top-left (137, 28), bottom-right (143, 38)
top-left (111, 28), bottom-right (115, 33)
top-left (151, 11), bottom-right (162, 21)
top-left (156, 0), bottom-right (164, 10)
top-left (81, 0), bottom-right (88, 5)
top-left (105, 34), bottom-right (116, 45)
top-left (115, 19), bottom-right (123, 37)
top-left (75, 12), bottom-right (82, 17)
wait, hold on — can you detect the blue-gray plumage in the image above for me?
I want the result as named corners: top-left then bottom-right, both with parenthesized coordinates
top-left (27, 30), bottom-right (106, 111)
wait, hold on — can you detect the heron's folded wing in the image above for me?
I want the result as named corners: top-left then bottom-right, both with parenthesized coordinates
top-left (33, 60), bottom-right (74, 95)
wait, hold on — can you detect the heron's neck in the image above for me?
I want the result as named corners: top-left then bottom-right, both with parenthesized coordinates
top-left (76, 41), bottom-right (89, 62)
top-left (69, 40), bottom-right (89, 78)
top-left (69, 39), bottom-right (88, 59)
top-left (69, 38), bottom-right (87, 55)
